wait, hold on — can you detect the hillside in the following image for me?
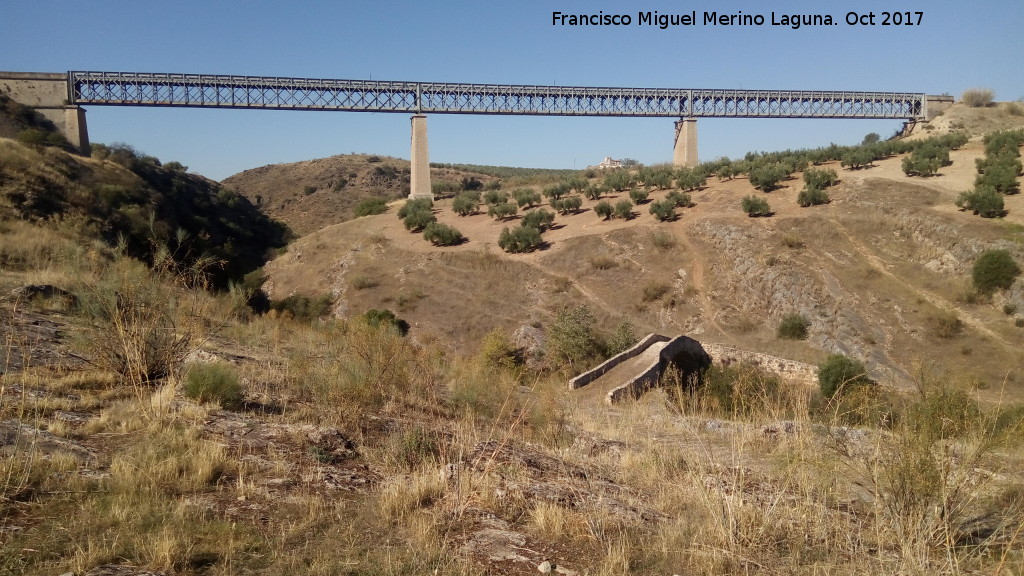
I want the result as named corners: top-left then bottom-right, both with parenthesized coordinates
top-left (1, 102), bottom-right (1023, 576)
top-left (264, 105), bottom-right (1024, 400)
top-left (222, 155), bottom-right (547, 236)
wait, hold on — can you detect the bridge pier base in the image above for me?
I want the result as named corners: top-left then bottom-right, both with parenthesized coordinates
top-left (408, 114), bottom-right (432, 200)
top-left (672, 118), bottom-right (698, 168)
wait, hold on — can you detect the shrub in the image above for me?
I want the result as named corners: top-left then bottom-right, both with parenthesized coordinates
top-left (797, 186), bottom-right (830, 207)
top-left (361, 308), bottom-right (409, 335)
top-left (354, 197), bottom-right (388, 217)
top-left (350, 275), bottom-right (379, 290)
top-left (628, 189), bottom-right (650, 204)
top-left (542, 183), bottom-right (570, 202)
top-left (583, 185), bottom-right (603, 200)
top-left (961, 88), bottom-right (994, 108)
top-left (594, 201), bottom-right (614, 220)
top-left (422, 222), bottom-right (464, 246)
top-left (397, 198), bottom-right (432, 219)
top-left (641, 281), bottom-right (672, 302)
top-left (665, 190), bottom-right (692, 208)
top-left (818, 354), bottom-right (873, 399)
top-left (606, 317), bottom-right (638, 356)
top-left (748, 163), bottom-right (788, 191)
top-left (461, 176), bottom-right (483, 191)
top-left (483, 189), bottom-right (509, 205)
top-left (513, 188), bottom-right (541, 208)
top-left (487, 201), bottom-right (518, 221)
top-left (650, 230), bottom-right (677, 249)
top-left (955, 186), bottom-right (1005, 218)
top-left (498, 226), bottom-right (542, 253)
top-left (452, 194), bottom-right (479, 216)
top-left (777, 313), bottom-right (810, 340)
top-left (675, 167), bottom-right (707, 191)
top-left (741, 195), bottom-right (771, 217)
top-left (270, 293), bottom-right (333, 321)
top-left (603, 170), bottom-right (633, 191)
top-left (614, 199), bottom-right (634, 219)
top-left (185, 362), bottom-right (243, 408)
top-left (928, 309), bottom-right (962, 339)
top-left (546, 305), bottom-right (603, 371)
top-left (802, 168), bottom-right (838, 189)
top-left (972, 249), bottom-right (1021, 295)
top-left (521, 208), bottom-right (555, 231)
top-left (551, 195), bottom-right (582, 214)
top-left (649, 200), bottom-right (676, 221)
top-left (403, 209), bottom-right (436, 231)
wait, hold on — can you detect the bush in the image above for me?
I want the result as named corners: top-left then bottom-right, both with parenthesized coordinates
top-left (797, 186), bottom-right (830, 207)
top-left (628, 189), bottom-right (650, 204)
top-left (955, 186), bottom-right (1005, 217)
top-left (521, 208), bottom-right (555, 231)
top-left (397, 198), bottom-right (433, 219)
top-left (594, 201), bottom-right (614, 220)
top-left (972, 249), bottom-right (1021, 295)
top-left (498, 226), bottom-right (542, 253)
top-left (614, 199), bottom-right (634, 219)
top-left (403, 209), bottom-right (436, 231)
top-left (513, 188), bottom-right (541, 208)
top-left (542, 183), bottom-right (570, 202)
top-left (741, 195), bottom-right (771, 217)
top-left (487, 201), bottom-right (518, 220)
top-left (483, 189), bottom-right (509, 205)
top-left (583, 185), bottom-right (603, 200)
top-left (551, 195), bottom-right (582, 214)
top-left (185, 362), bottom-right (243, 408)
top-left (546, 305), bottom-right (603, 371)
top-left (777, 313), bottom-right (810, 340)
top-left (748, 163), bottom-right (788, 191)
top-left (665, 190), bottom-right (692, 208)
top-left (818, 354), bottom-right (874, 399)
top-left (961, 88), bottom-right (994, 108)
top-left (422, 222), bottom-right (464, 246)
top-left (271, 293), bottom-right (334, 321)
top-left (354, 197), bottom-right (388, 217)
top-left (606, 318), bottom-right (638, 356)
top-left (603, 170), bottom-right (633, 191)
top-left (360, 308), bottom-right (409, 335)
top-left (649, 200), bottom-right (677, 221)
top-left (802, 168), bottom-right (838, 189)
top-left (452, 194), bottom-right (479, 216)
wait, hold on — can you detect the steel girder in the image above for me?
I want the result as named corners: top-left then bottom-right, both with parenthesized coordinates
top-left (70, 71), bottom-right (926, 120)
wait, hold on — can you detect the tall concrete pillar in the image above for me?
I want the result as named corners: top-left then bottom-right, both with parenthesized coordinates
top-left (672, 118), bottom-right (698, 168)
top-left (408, 114), bottom-right (432, 200)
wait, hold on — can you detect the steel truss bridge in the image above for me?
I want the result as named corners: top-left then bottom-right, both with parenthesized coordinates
top-left (69, 71), bottom-right (927, 120)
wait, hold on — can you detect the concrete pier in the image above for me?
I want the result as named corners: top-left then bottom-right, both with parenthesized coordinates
top-left (672, 118), bottom-right (698, 168)
top-left (408, 114), bottom-right (432, 200)
top-left (0, 72), bottom-right (90, 153)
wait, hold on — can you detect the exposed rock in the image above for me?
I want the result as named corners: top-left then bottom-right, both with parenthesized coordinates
top-left (83, 565), bottom-right (166, 576)
top-left (0, 420), bottom-right (95, 464)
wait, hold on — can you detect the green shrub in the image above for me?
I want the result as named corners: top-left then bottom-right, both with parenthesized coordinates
top-left (741, 195), bottom-right (771, 217)
top-left (818, 354), bottom-right (873, 399)
top-left (777, 313), bottom-right (810, 340)
top-left (403, 209), bottom-right (437, 231)
top-left (603, 170), bottom-right (633, 191)
top-left (498, 226), bottom-right (542, 253)
top-left (665, 190), bottom-right (692, 208)
top-left (397, 198), bottom-right (433, 219)
top-left (797, 187), bottom-right (830, 207)
top-left (955, 186), bottom-right (1005, 218)
top-left (606, 318), bottom-right (638, 356)
top-left (487, 201), bottom-right (518, 220)
top-left (521, 208), bottom-right (555, 231)
top-left (594, 201), bottom-right (614, 220)
top-left (650, 230), bottom-right (678, 249)
top-left (748, 163), bottom-right (789, 191)
top-left (422, 222), bottom-right (464, 246)
top-left (452, 194), bottom-right (479, 216)
top-left (628, 189), bottom-right (649, 204)
top-left (551, 195), bottom-right (583, 215)
top-left (270, 293), bottom-right (333, 321)
top-left (354, 197), bottom-right (388, 217)
top-left (649, 200), bottom-right (677, 221)
top-left (542, 183), bottom-right (571, 202)
top-left (972, 249), bottom-right (1021, 295)
top-left (185, 362), bottom-right (243, 408)
top-left (583, 185), bottom-right (603, 200)
top-left (360, 308), bottom-right (409, 335)
top-left (546, 305), bottom-right (603, 371)
top-left (512, 188), bottom-right (541, 208)
top-left (928, 310), bottom-right (962, 339)
top-left (802, 168), bottom-right (838, 189)
top-left (483, 190), bottom-right (509, 205)
top-left (614, 199), bottom-right (634, 219)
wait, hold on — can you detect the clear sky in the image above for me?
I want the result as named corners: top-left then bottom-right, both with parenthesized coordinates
top-left (2, 0), bottom-right (1022, 180)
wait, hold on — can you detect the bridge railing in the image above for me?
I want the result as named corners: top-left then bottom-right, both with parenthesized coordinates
top-left (69, 71), bottom-right (926, 119)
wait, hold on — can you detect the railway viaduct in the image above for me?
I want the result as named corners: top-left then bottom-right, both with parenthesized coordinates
top-left (1, 71), bottom-right (953, 200)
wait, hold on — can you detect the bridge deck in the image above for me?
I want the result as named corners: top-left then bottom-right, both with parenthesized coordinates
top-left (572, 341), bottom-right (668, 404)
top-left (68, 71), bottom-right (927, 119)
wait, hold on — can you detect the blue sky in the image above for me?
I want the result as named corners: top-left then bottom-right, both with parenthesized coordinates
top-left (2, 0), bottom-right (1022, 180)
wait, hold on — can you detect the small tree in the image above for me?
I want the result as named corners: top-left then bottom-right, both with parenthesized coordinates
top-left (741, 195), bottom-right (771, 217)
top-left (606, 317), bottom-right (639, 356)
top-left (955, 186), bottom-right (1005, 218)
top-left (543, 183), bottom-right (571, 202)
top-left (665, 190), bottom-right (692, 208)
top-left (452, 194), bottom-right (479, 216)
top-left (583, 185), bottom-right (603, 200)
top-left (594, 201), bottom-right (614, 220)
top-left (398, 198), bottom-right (433, 219)
top-left (649, 200), bottom-right (677, 222)
top-left (521, 208), bottom-right (555, 231)
top-left (629, 189), bottom-right (650, 204)
top-left (355, 198), bottom-right (388, 217)
top-left (488, 202), bottom-right (518, 221)
top-left (777, 313), bottom-right (810, 340)
top-left (483, 189), bottom-right (509, 205)
top-left (547, 304), bottom-right (603, 371)
top-left (797, 187), bottom-right (830, 207)
top-left (185, 362), bottom-right (243, 409)
top-left (422, 222), bottom-right (464, 246)
top-left (818, 354), bottom-right (874, 399)
top-left (614, 199), bottom-right (634, 219)
top-left (403, 209), bottom-right (436, 232)
top-left (972, 249), bottom-right (1021, 295)
top-left (513, 188), bottom-right (542, 208)
top-left (498, 226), bottom-right (543, 253)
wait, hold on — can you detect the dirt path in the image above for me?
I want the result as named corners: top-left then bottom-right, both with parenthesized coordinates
top-left (676, 229), bottom-right (730, 339)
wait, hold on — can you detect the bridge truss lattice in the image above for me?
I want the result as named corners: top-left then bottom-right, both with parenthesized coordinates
top-left (69, 71), bottom-right (926, 120)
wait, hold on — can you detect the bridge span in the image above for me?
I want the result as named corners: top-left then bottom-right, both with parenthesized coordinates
top-left (1, 71), bottom-right (950, 198)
